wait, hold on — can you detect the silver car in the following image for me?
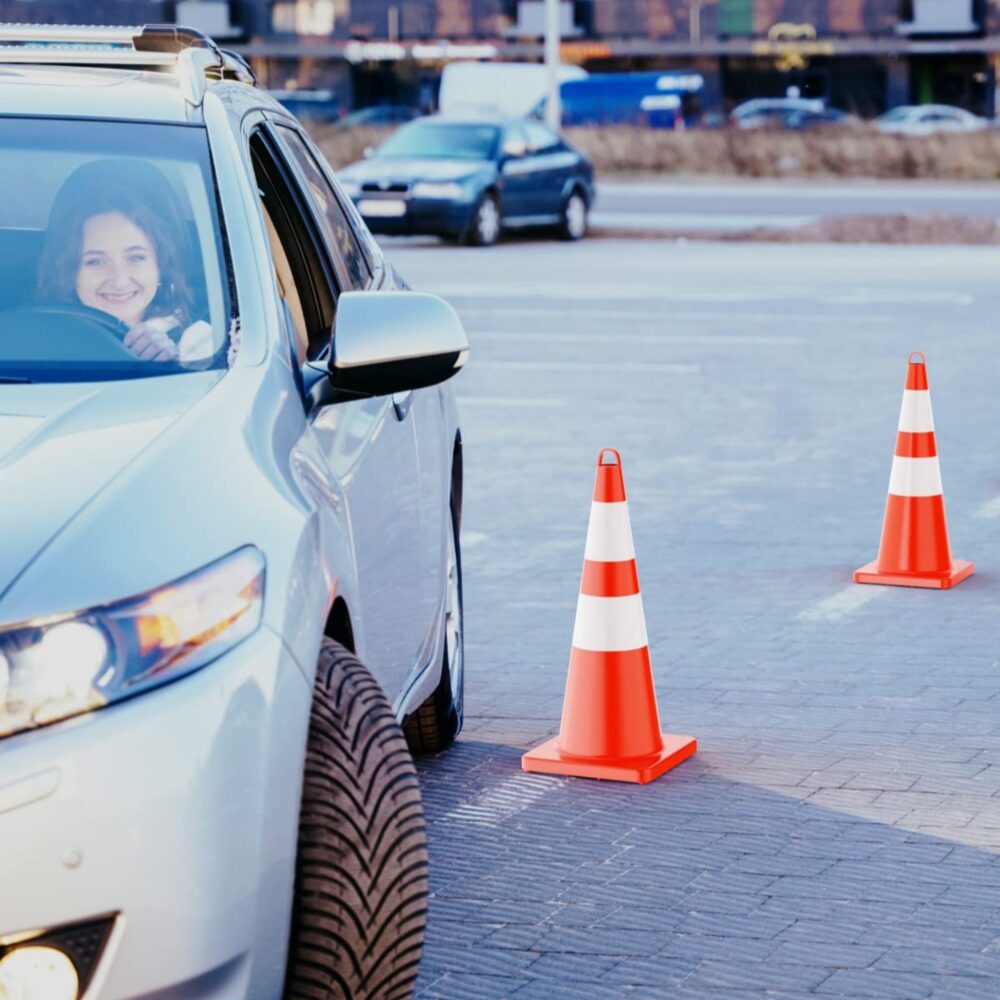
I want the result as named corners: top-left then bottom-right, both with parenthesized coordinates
top-left (875, 103), bottom-right (988, 136)
top-left (0, 23), bottom-right (466, 1000)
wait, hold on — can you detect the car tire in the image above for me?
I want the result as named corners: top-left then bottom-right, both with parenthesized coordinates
top-left (559, 189), bottom-right (588, 241)
top-left (466, 191), bottom-right (501, 247)
top-left (285, 638), bottom-right (428, 1000)
top-left (405, 491), bottom-right (464, 754)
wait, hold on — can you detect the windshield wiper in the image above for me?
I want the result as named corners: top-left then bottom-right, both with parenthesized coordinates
top-left (0, 375), bottom-right (31, 384)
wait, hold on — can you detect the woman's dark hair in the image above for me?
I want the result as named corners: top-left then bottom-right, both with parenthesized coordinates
top-left (37, 158), bottom-right (195, 326)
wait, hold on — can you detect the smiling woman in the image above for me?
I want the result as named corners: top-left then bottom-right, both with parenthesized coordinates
top-left (0, 118), bottom-right (231, 382)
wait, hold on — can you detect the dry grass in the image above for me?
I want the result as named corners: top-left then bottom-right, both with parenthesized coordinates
top-left (307, 121), bottom-right (1000, 181)
top-left (592, 214), bottom-right (1000, 245)
top-left (309, 124), bottom-right (396, 170)
top-left (564, 125), bottom-right (1000, 180)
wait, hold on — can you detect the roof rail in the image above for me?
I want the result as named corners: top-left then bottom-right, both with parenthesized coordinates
top-left (0, 22), bottom-right (256, 104)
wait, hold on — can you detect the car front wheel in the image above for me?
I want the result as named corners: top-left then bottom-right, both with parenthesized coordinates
top-left (560, 190), bottom-right (588, 241)
top-left (467, 191), bottom-right (501, 246)
top-left (285, 638), bottom-right (428, 999)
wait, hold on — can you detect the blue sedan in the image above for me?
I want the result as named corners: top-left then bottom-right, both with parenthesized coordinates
top-left (337, 115), bottom-right (595, 245)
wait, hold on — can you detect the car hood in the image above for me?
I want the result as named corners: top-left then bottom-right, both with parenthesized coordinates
top-left (341, 157), bottom-right (489, 184)
top-left (0, 372), bottom-right (222, 603)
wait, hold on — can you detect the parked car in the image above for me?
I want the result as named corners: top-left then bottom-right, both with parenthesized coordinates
top-left (784, 107), bottom-right (859, 130)
top-left (336, 104), bottom-right (423, 128)
top-left (532, 71), bottom-right (706, 129)
top-left (875, 104), bottom-right (988, 135)
top-left (338, 114), bottom-right (595, 245)
top-left (0, 23), bottom-right (467, 1000)
top-left (730, 97), bottom-right (826, 129)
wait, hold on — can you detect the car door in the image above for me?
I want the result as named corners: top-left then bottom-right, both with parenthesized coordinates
top-left (499, 123), bottom-right (534, 219)
top-left (249, 121), bottom-right (429, 698)
top-left (522, 122), bottom-right (576, 216)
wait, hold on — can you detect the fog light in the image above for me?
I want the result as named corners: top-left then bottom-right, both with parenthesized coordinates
top-left (0, 945), bottom-right (79, 1000)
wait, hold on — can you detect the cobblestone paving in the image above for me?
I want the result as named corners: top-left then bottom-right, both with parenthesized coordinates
top-left (387, 239), bottom-right (1000, 998)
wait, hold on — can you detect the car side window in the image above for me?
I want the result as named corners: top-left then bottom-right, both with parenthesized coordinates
top-left (501, 125), bottom-right (529, 158)
top-left (273, 125), bottom-right (373, 292)
top-left (522, 122), bottom-right (561, 154)
top-left (249, 129), bottom-right (337, 364)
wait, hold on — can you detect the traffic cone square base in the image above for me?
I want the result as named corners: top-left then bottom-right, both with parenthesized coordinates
top-left (522, 733), bottom-right (697, 784)
top-left (854, 558), bottom-right (973, 590)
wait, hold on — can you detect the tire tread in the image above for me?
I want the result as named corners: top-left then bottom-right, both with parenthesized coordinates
top-left (286, 640), bottom-right (428, 999)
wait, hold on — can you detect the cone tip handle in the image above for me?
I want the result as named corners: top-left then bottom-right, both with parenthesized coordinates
top-left (593, 448), bottom-right (626, 503)
top-left (905, 352), bottom-right (929, 390)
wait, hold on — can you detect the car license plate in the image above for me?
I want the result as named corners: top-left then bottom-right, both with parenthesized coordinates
top-left (359, 199), bottom-right (406, 218)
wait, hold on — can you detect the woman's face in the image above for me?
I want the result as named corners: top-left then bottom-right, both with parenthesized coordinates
top-left (75, 212), bottom-right (159, 327)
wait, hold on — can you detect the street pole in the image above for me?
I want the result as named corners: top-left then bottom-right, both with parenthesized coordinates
top-left (544, 0), bottom-right (561, 130)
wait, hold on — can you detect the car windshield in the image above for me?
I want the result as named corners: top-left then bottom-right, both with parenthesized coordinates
top-left (0, 118), bottom-right (232, 384)
top-left (374, 122), bottom-right (500, 160)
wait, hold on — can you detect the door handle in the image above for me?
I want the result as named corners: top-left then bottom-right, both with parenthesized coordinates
top-left (393, 390), bottom-right (412, 420)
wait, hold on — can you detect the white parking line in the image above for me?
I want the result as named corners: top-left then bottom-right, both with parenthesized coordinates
top-left (455, 395), bottom-right (568, 407)
top-left (460, 530), bottom-right (490, 549)
top-left (798, 585), bottom-right (887, 622)
top-left (590, 210), bottom-right (819, 231)
top-left (470, 330), bottom-right (804, 347)
top-left (596, 179), bottom-right (1000, 200)
top-left (976, 497), bottom-right (1000, 519)
top-left (441, 772), bottom-right (563, 828)
top-left (478, 360), bottom-right (698, 374)
top-left (430, 286), bottom-right (974, 306)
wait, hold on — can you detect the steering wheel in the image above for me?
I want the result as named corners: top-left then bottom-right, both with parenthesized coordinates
top-left (0, 301), bottom-right (142, 365)
top-left (23, 303), bottom-right (133, 352)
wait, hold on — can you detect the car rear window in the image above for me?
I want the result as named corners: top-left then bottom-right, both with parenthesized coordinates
top-left (0, 118), bottom-right (232, 383)
top-left (375, 122), bottom-right (500, 160)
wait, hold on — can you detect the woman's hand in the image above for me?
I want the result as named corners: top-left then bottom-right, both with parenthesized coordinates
top-left (123, 320), bottom-right (180, 362)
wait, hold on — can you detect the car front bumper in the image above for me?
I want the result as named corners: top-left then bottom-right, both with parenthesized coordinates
top-left (0, 625), bottom-right (311, 1000)
top-left (353, 196), bottom-right (477, 237)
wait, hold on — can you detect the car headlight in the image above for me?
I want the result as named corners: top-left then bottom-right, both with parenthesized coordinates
top-left (0, 547), bottom-right (264, 740)
top-left (339, 180), bottom-right (361, 197)
top-left (412, 181), bottom-right (465, 199)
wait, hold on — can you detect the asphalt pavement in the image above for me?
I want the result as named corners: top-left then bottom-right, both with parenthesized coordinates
top-left (384, 235), bottom-right (1000, 999)
top-left (592, 178), bottom-right (1000, 232)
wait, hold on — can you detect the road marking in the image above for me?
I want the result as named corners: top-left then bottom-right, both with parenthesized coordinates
top-left (508, 601), bottom-right (577, 610)
top-left (798, 585), bottom-right (887, 622)
top-left (455, 395), bottom-right (568, 407)
top-left (442, 772), bottom-right (563, 828)
top-left (461, 530), bottom-right (490, 548)
top-left (976, 497), bottom-right (1000, 519)
top-left (477, 360), bottom-right (698, 374)
top-left (433, 286), bottom-right (973, 306)
top-left (596, 179), bottom-right (1000, 201)
top-left (590, 210), bottom-right (819, 231)
top-left (469, 330), bottom-right (805, 347)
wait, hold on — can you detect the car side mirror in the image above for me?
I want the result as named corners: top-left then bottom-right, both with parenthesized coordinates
top-left (327, 291), bottom-right (468, 397)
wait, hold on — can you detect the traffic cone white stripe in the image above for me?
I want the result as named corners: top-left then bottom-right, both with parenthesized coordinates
top-left (888, 456), bottom-right (944, 497)
top-left (583, 501), bottom-right (636, 562)
top-left (898, 390), bottom-right (935, 432)
top-left (571, 593), bottom-right (649, 652)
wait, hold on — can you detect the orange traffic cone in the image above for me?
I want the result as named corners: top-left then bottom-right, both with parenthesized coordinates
top-left (522, 449), bottom-right (697, 784)
top-left (855, 352), bottom-right (973, 590)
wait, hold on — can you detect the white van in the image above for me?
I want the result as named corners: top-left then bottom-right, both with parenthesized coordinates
top-left (439, 60), bottom-right (587, 119)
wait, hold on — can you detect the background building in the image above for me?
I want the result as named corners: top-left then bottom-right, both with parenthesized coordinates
top-left (1, 0), bottom-right (996, 116)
